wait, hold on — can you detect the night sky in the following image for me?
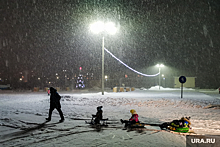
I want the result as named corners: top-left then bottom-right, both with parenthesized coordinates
top-left (1, 0), bottom-right (220, 88)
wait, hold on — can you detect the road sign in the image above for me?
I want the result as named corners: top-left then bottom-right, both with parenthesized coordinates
top-left (179, 76), bottom-right (186, 84)
top-left (179, 76), bottom-right (186, 98)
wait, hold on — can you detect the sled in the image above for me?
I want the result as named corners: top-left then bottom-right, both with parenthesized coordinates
top-left (167, 126), bottom-right (189, 133)
top-left (129, 122), bottom-right (145, 128)
top-left (85, 118), bottom-right (108, 127)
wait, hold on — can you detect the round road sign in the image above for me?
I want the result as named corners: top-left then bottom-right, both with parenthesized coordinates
top-left (179, 76), bottom-right (186, 84)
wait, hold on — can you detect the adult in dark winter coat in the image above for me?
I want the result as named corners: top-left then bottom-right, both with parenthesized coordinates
top-left (46, 87), bottom-right (64, 122)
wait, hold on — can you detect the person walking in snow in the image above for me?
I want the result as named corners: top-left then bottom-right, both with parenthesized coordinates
top-left (120, 109), bottom-right (139, 129)
top-left (46, 87), bottom-right (64, 122)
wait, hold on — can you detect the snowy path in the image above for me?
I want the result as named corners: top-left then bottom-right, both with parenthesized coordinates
top-left (0, 89), bottom-right (220, 146)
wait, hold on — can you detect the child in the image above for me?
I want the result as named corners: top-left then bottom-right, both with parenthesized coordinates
top-left (159, 117), bottom-right (191, 130)
top-left (92, 106), bottom-right (103, 125)
top-left (47, 88), bottom-right (50, 96)
top-left (120, 109), bottom-right (139, 129)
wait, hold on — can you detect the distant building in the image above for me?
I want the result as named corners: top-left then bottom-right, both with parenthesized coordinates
top-left (174, 77), bottom-right (196, 88)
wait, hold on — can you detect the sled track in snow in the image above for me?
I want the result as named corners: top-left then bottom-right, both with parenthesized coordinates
top-left (0, 124), bottom-right (93, 144)
top-left (0, 120), bottom-right (198, 146)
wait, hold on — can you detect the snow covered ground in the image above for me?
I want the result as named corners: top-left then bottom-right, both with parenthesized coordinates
top-left (0, 86), bottom-right (220, 147)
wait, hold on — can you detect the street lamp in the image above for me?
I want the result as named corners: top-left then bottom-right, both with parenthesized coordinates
top-left (90, 21), bottom-right (117, 95)
top-left (156, 64), bottom-right (164, 90)
top-left (105, 75), bottom-right (108, 88)
top-left (63, 70), bottom-right (67, 89)
top-left (162, 74), bottom-right (165, 87)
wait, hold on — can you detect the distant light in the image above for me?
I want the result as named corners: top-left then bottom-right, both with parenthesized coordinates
top-left (105, 75), bottom-right (108, 79)
top-left (79, 67), bottom-right (82, 70)
top-left (38, 78), bottom-right (40, 80)
top-left (19, 78), bottom-right (22, 81)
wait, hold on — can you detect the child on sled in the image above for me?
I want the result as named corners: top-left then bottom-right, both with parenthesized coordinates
top-left (120, 109), bottom-right (139, 129)
top-left (159, 117), bottom-right (191, 130)
top-left (91, 106), bottom-right (103, 125)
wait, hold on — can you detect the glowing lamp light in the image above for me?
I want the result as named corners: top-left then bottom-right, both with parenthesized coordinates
top-left (156, 64), bottom-right (164, 67)
top-left (90, 21), bottom-right (104, 34)
top-left (105, 22), bottom-right (117, 35)
top-left (79, 67), bottom-right (82, 70)
top-left (90, 21), bottom-right (117, 35)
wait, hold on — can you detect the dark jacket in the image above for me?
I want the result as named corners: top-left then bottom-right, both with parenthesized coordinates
top-left (93, 110), bottom-right (103, 124)
top-left (94, 110), bottom-right (103, 120)
top-left (50, 88), bottom-right (61, 108)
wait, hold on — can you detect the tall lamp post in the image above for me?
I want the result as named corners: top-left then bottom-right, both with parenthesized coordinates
top-left (90, 21), bottom-right (117, 95)
top-left (156, 64), bottom-right (164, 90)
top-left (63, 70), bottom-right (67, 89)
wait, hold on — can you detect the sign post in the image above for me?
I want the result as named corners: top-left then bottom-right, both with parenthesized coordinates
top-left (179, 76), bottom-right (186, 98)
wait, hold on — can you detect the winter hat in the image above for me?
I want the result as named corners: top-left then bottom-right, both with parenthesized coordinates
top-left (130, 109), bottom-right (137, 115)
top-left (181, 116), bottom-right (190, 120)
top-left (50, 87), bottom-right (57, 92)
top-left (181, 116), bottom-right (191, 126)
top-left (97, 106), bottom-right (103, 111)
